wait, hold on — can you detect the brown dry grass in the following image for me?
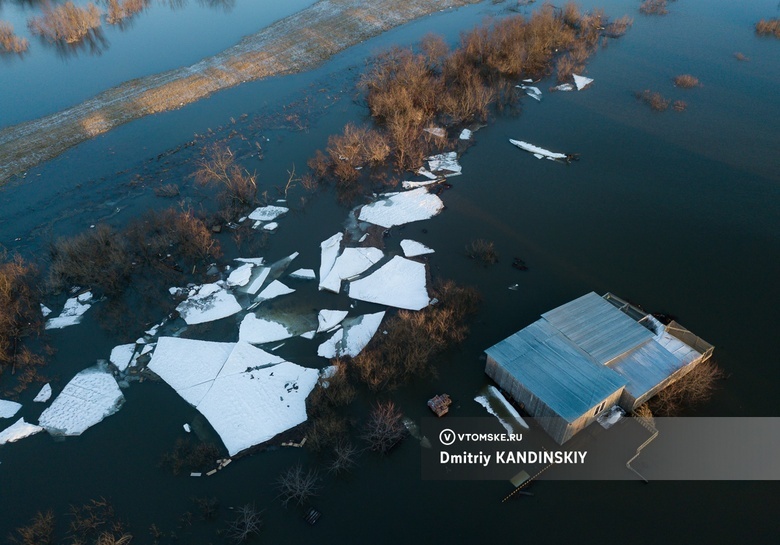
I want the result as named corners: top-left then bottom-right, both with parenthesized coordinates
top-left (650, 359), bottom-right (726, 416)
top-left (639, 0), bottom-right (668, 16)
top-left (9, 510), bottom-right (55, 545)
top-left (674, 74), bottom-right (700, 88)
top-left (28, 2), bottom-right (102, 44)
top-left (636, 89), bottom-right (670, 111)
top-left (0, 21), bottom-right (28, 53)
top-left (755, 18), bottom-right (780, 38)
top-left (465, 238), bottom-right (499, 265)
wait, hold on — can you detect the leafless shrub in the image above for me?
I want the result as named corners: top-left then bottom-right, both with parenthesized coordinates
top-left (160, 438), bottom-right (222, 475)
top-left (465, 238), bottom-right (499, 265)
top-left (306, 412), bottom-right (349, 452)
top-left (639, 0), bottom-right (668, 16)
top-left (195, 145), bottom-right (257, 221)
top-left (67, 498), bottom-right (131, 545)
top-left (0, 21), bottom-right (29, 53)
top-left (29, 2), bottom-right (102, 44)
top-left (633, 403), bottom-right (655, 427)
top-left (226, 504), bottom-right (262, 544)
top-left (0, 255), bottom-right (43, 378)
top-left (672, 100), bottom-right (687, 112)
top-left (604, 15), bottom-right (633, 37)
top-left (673, 74), bottom-right (700, 88)
top-left (327, 440), bottom-right (358, 474)
top-left (755, 18), bottom-right (780, 38)
top-left (635, 89), bottom-right (670, 111)
top-left (192, 497), bottom-right (219, 521)
top-left (326, 123), bottom-right (390, 182)
top-left (9, 510), bottom-right (55, 545)
top-left (299, 172), bottom-right (319, 191)
top-left (105, 0), bottom-right (149, 25)
top-left (362, 401), bottom-right (406, 454)
top-left (733, 52), bottom-right (749, 62)
top-left (153, 183), bottom-right (180, 197)
top-left (307, 150), bottom-right (329, 180)
top-left (276, 464), bottom-right (320, 507)
top-left (420, 33), bottom-right (449, 68)
top-left (649, 359), bottom-right (726, 416)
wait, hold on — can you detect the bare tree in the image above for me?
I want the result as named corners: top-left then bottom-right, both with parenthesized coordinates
top-left (362, 401), bottom-right (406, 454)
top-left (226, 504), bottom-right (262, 544)
top-left (327, 440), bottom-right (359, 475)
top-left (276, 464), bottom-right (320, 507)
top-left (195, 145), bottom-right (257, 220)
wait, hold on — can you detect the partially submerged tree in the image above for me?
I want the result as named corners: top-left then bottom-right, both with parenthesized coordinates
top-left (195, 145), bottom-right (257, 221)
top-left (650, 360), bottom-right (726, 416)
top-left (362, 401), bottom-right (406, 454)
top-left (28, 2), bottom-right (102, 44)
top-left (276, 464), bottom-right (320, 507)
top-left (225, 504), bottom-right (262, 544)
top-left (0, 255), bottom-right (44, 378)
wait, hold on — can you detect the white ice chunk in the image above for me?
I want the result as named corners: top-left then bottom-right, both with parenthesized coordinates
top-left (226, 263), bottom-right (254, 287)
top-left (358, 234), bottom-right (368, 243)
top-left (242, 266), bottom-right (271, 295)
top-left (40, 304), bottom-right (52, 317)
top-left (239, 314), bottom-right (295, 345)
top-left (423, 127), bottom-right (446, 138)
top-left (400, 239), bottom-right (435, 257)
top-left (553, 83), bottom-right (575, 92)
top-left (427, 151), bottom-right (462, 177)
top-left (416, 167), bottom-right (439, 180)
top-left (509, 139), bottom-right (568, 161)
top-left (357, 188), bottom-right (444, 229)
top-left (45, 292), bottom-right (93, 329)
top-left (263, 222), bottom-right (279, 231)
top-left (175, 283), bottom-right (242, 325)
top-left (320, 247), bottom-right (384, 293)
top-left (300, 330), bottom-right (316, 340)
top-left (573, 74), bottom-right (594, 90)
top-left (0, 418), bottom-right (43, 445)
top-left (256, 280), bottom-right (295, 302)
top-left (110, 343), bottom-right (136, 372)
top-left (248, 205), bottom-right (289, 222)
top-left (0, 399), bottom-right (22, 419)
top-left (183, 423), bottom-right (191, 433)
top-left (474, 385), bottom-right (529, 434)
top-left (319, 233), bottom-right (343, 286)
top-left (317, 311), bottom-right (385, 359)
top-left (317, 310), bottom-right (349, 333)
top-left (348, 256), bottom-right (429, 310)
top-left (289, 268), bottom-right (316, 280)
top-left (38, 367), bottom-right (125, 436)
top-left (517, 84), bottom-right (542, 101)
top-left (145, 323), bottom-right (161, 336)
top-left (401, 179), bottom-right (440, 189)
top-left (33, 384), bottom-right (52, 403)
top-left (235, 257), bottom-right (266, 265)
top-left (459, 128), bottom-right (472, 140)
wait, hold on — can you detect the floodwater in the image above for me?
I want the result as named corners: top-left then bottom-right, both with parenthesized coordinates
top-left (1, 0), bottom-right (779, 543)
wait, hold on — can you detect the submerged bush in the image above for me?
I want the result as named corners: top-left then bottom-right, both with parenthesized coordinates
top-left (362, 401), bottom-right (406, 454)
top-left (9, 510), bottom-right (55, 545)
top-left (639, 0), bottom-right (668, 16)
top-left (755, 18), bottom-right (780, 38)
top-left (466, 238), bottom-right (499, 265)
top-left (674, 74), bottom-right (700, 88)
top-left (635, 89), bottom-right (670, 112)
top-left (0, 256), bottom-right (43, 378)
top-left (28, 2), bottom-right (102, 44)
top-left (195, 145), bottom-right (257, 221)
top-left (105, 0), bottom-right (150, 25)
top-left (650, 359), bottom-right (726, 416)
top-left (0, 21), bottom-right (29, 53)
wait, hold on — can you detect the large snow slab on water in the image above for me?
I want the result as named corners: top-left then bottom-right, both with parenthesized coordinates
top-left (33, 384), bottom-right (52, 403)
top-left (573, 74), bottom-right (594, 90)
top-left (348, 256), bottom-right (429, 310)
top-left (319, 233), bottom-right (343, 285)
top-left (176, 284), bottom-right (242, 325)
top-left (38, 367), bottom-right (125, 436)
top-left (357, 188), bottom-right (444, 229)
top-left (256, 280), bottom-right (295, 302)
top-left (428, 152), bottom-right (462, 177)
top-left (248, 205), bottom-right (289, 222)
top-left (45, 292), bottom-right (93, 329)
top-left (509, 139), bottom-right (568, 161)
top-left (320, 247), bottom-right (384, 293)
top-left (226, 263), bottom-right (254, 287)
top-left (110, 343), bottom-right (136, 372)
top-left (317, 311), bottom-right (385, 359)
top-left (400, 239), bottom-right (435, 257)
top-left (239, 314), bottom-right (295, 345)
top-left (0, 399), bottom-right (22, 419)
top-left (0, 418), bottom-right (43, 445)
top-left (317, 310), bottom-right (349, 333)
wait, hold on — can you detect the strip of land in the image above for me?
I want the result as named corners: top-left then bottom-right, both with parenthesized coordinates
top-left (0, 0), bottom-right (480, 184)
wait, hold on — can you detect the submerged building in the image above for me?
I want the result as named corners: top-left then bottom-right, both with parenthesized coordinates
top-left (485, 292), bottom-right (713, 444)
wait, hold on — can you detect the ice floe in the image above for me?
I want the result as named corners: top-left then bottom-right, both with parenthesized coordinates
top-left (552, 83), bottom-right (575, 92)
top-left (357, 188), bottom-right (444, 229)
top-left (319, 233), bottom-right (343, 286)
top-left (400, 239), bottom-right (434, 258)
top-left (401, 179), bottom-right (440, 190)
top-left (183, 423), bottom-right (191, 433)
top-left (239, 314), bottom-right (295, 345)
top-left (289, 268), bottom-right (316, 280)
top-left (263, 222), bottom-right (279, 231)
top-left (320, 247), bottom-right (384, 293)
top-left (175, 283), bottom-right (242, 325)
top-left (348, 256), bottom-right (430, 310)
top-left (226, 263), bottom-right (254, 287)
top-left (45, 291), bottom-right (93, 330)
top-left (0, 399), bottom-right (22, 419)
top-left (427, 151), bottom-right (462, 177)
top-left (248, 205), bottom-right (289, 222)
top-left (459, 128), bottom-right (472, 140)
top-left (423, 127), bottom-right (446, 138)
top-left (317, 310), bottom-right (349, 333)
top-left (509, 139), bottom-right (568, 161)
top-left (33, 384), bottom-right (52, 403)
top-left (235, 257), bottom-right (266, 266)
top-left (0, 418), bottom-right (43, 445)
top-left (40, 304), bottom-right (52, 317)
top-left (110, 344), bottom-right (136, 372)
top-left (474, 385), bottom-right (529, 434)
top-left (38, 366), bottom-right (125, 436)
top-left (416, 167), bottom-right (439, 180)
top-left (300, 330), bottom-right (316, 340)
top-left (256, 280), bottom-right (295, 302)
top-left (241, 266), bottom-right (272, 295)
top-left (317, 311), bottom-right (385, 359)
top-left (573, 74), bottom-right (594, 90)
top-left (517, 84), bottom-right (542, 101)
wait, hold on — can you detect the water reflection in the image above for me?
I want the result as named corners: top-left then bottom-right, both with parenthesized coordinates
top-left (45, 27), bottom-right (110, 59)
top-left (158, 0), bottom-right (236, 11)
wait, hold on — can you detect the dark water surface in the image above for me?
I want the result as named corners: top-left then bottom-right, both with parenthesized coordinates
top-left (1, 0), bottom-right (779, 543)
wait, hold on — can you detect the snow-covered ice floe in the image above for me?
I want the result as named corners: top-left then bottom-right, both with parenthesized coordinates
top-left (319, 233), bottom-right (343, 286)
top-left (38, 366), bottom-right (125, 436)
top-left (459, 128), bottom-right (472, 140)
top-left (348, 256), bottom-right (429, 310)
top-left (0, 399), bottom-right (22, 419)
top-left (573, 74), bottom-right (593, 90)
top-left (110, 343), bottom-right (136, 372)
top-left (40, 304), bottom-right (52, 317)
top-left (0, 418), bottom-right (43, 445)
top-left (175, 283), bottom-right (242, 325)
top-left (289, 268), bottom-right (316, 280)
top-left (255, 280), bottom-right (295, 302)
top-left (149, 337), bottom-right (319, 456)
top-left (262, 222), bottom-right (279, 232)
top-left (552, 83), bottom-right (575, 92)
top-left (509, 139), bottom-right (568, 161)
top-left (427, 151), bottom-right (462, 177)
top-left (239, 314), bottom-right (296, 345)
top-left (516, 84), bottom-right (542, 101)
top-left (320, 247), bottom-right (383, 293)
top-left (45, 292), bottom-right (93, 330)
top-left (317, 311), bottom-right (385, 359)
top-left (357, 188), bottom-right (444, 229)
top-left (317, 309), bottom-right (349, 333)
top-left (226, 263), bottom-right (254, 287)
top-left (401, 179), bottom-right (440, 190)
top-left (474, 385), bottom-right (529, 435)
top-left (248, 205), bottom-right (289, 222)
top-left (33, 384), bottom-right (52, 403)
top-left (400, 239), bottom-right (434, 258)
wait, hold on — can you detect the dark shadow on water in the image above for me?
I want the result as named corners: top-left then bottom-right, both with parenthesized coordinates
top-left (42, 27), bottom-right (111, 59)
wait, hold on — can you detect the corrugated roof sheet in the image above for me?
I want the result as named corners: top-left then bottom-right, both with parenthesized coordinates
top-left (542, 292), bottom-right (654, 364)
top-left (486, 319), bottom-right (625, 423)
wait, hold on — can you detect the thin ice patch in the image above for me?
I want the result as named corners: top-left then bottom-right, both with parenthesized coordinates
top-left (320, 247), bottom-right (384, 293)
top-left (45, 292), bottom-right (93, 329)
top-left (348, 256), bottom-right (429, 310)
top-left (317, 310), bottom-right (349, 333)
top-left (248, 205), bottom-right (289, 222)
top-left (239, 314), bottom-right (296, 345)
top-left (509, 139), bottom-right (568, 161)
top-left (427, 151), bottom-right (462, 177)
top-left (317, 311), bottom-right (385, 359)
top-left (33, 384), bottom-right (52, 403)
top-left (256, 280), bottom-right (295, 302)
top-left (0, 400), bottom-right (22, 419)
top-left (0, 418), bottom-right (43, 445)
top-left (109, 343), bottom-right (136, 372)
top-left (175, 284), bottom-right (242, 325)
top-left (400, 239), bottom-right (434, 257)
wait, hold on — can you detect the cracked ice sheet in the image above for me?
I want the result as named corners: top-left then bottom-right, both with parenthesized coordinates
top-left (400, 239), bottom-right (434, 258)
top-left (175, 283), bottom-right (242, 325)
top-left (256, 280), bottom-right (295, 302)
top-left (320, 247), bottom-right (384, 293)
top-left (0, 418), bottom-right (43, 445)
top-left (239, 314), bottom-right (296, 345)
top-left (319, 233), bottom-right (343, 285)
top-left (348, 256), bottom-right (429, 310)
top-left (227, 263), bottom-right (254, 287)
top-left (428, 151), bottom-right (462, 177)
top-left (509, 139), bottom-right (568, 161)
top-left (573, 74), bottom-right (594, 90)
top-left (0, 399), bottom-right (22, 419)
top-left (110, 343), bottom-right (136, 372)
top-left (248, 205), bottom-right (289, 222)
top-left (517, 84), bottom-right (542, 101)
top-left (45, 292), bottom-right (93, 329)
top-left (317, 310), bottom-right (349, 333)
top-left (357, 188), bottom-right (444, 229)
top-left (317, 311), bottom-right (385, 359)
top-left (34, 384), bottom-right (52, 403)
top-left (38, 367), bottom-right (125, 436)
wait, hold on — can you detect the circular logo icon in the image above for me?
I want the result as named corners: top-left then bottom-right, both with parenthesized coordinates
top-left (439, 428), bottom-right (456, 446)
